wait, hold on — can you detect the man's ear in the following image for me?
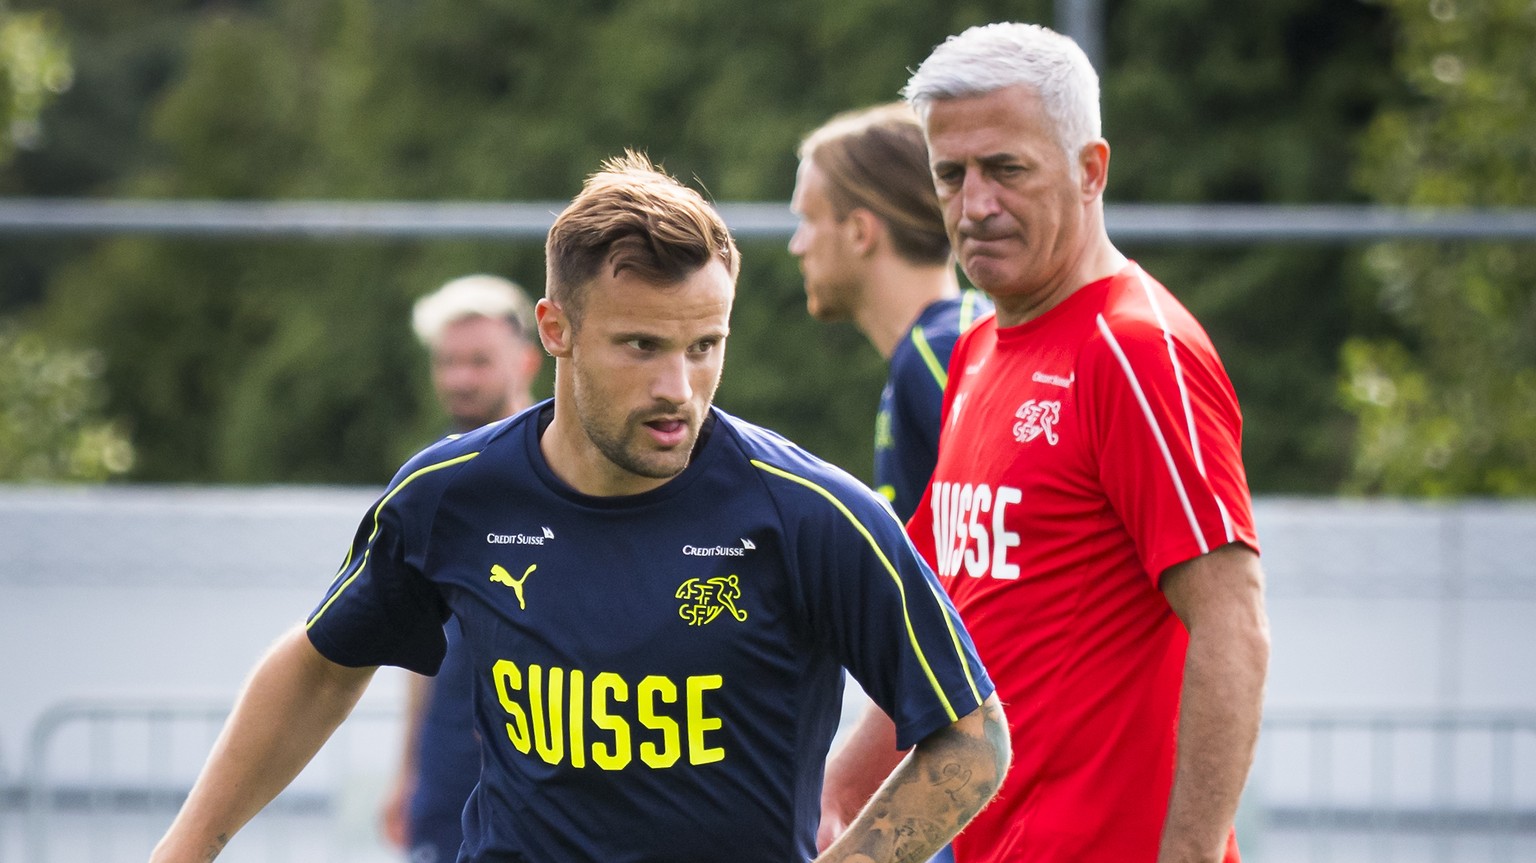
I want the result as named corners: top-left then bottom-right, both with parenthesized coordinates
top-left (845, 207), bottom-right (884, 257)
top-left (535, 298), bottom-right (573, 358)
top-left (1079, 139), bottom-right (1110, 201)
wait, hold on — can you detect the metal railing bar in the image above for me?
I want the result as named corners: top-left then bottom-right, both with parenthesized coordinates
top-left (2, 199), bottom-right (1536, 242)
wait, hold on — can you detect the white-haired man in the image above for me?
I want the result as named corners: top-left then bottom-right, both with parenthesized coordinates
top-left (819, 23), bottom-right (1270, 863)
top-left (411, 274), bottom-right (544, 432)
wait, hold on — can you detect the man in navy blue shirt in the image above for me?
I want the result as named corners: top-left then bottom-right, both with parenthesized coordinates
top-left (153, 151), bottom-right (1008, 863)
top-left (381, 274), bottom-right (545, 863)
top-left (790, 102), bottom-right (990, 523)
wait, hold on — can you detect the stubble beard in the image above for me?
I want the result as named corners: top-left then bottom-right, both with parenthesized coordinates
top-left (572, 372), bottom-right (697, 483)
top-left (586, 415), bottom-right (693, 480)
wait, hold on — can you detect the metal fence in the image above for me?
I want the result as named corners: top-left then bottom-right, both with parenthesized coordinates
top-left (7, 700), bottom-right (402, 863)
top-left (4, 698), bottom-right (1535, 863)
top-left (1250, 712), bottom-right (1536, 863)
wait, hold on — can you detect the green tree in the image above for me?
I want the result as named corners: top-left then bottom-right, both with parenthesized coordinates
top-left (33, 0), bottom-right (1053, 483)
top-left (17, 0), bottom-right (1407, 490)
top-left (0, 5), bottom-right (133, 482)
top-left (0, 5), bottom-right (70, 161)
top-left (1103, 0), bottom-right (1399, 492)
top-left (1, 1), bottom-right (250, 314)
top-left (1341, 0), bottom-right (1536, 495)
top-left (0, 316), bottom-right (134, 481)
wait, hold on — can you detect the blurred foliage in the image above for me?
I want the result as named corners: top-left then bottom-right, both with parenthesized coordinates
top-left (8, 0), bottom-right (1054, 484)
top-left (0, 321), bottom-right (134, 480)
top-left (1103, 0), bottom-right (1400, 492)
top-left (0, 0), bottom-right (1450, 494)
top-left (1, 0), bottom-right (215, 320)
top-left (0, 5), bottom-right (71, 161)
top-left (1341, 0), bottom-right (1536, 495)
top-left (0, 5), bottom-right (134, 482)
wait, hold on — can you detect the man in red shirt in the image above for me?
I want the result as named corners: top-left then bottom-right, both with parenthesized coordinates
top-left (819, 22), bottom-right (1270, 863)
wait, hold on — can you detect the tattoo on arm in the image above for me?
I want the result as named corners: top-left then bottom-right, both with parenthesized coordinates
top-left (835, 698), bottom-right (1009, 863)
top-left (202, 834), bottom-right (229, 862)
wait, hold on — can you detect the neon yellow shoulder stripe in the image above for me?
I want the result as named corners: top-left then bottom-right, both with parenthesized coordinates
top-left (307, 451), bottom-right (481, 629)
top-left (751, 459), bottom-right (982, 721)
top-left (909, 325), bottom-right (948, 391)
top-left (925, 579), bottom-right (984, 703)
top-left (959, 290), bottom-right (982, 331)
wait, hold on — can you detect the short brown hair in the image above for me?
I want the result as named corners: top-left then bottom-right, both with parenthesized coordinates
top-left (546, 151), bottom-right (740, 323)
top-left (798, 103), bottom-right (950, 266)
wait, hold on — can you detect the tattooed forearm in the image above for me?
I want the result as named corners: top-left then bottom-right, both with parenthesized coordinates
top-left (202, 834), bottom-right (229, 862)
top-left (918, 696), bottom-right (1007, 825)
top-left (842, 810), bottom-right (950, 863)
top-left (818, 695), bottom-right (1009, 863)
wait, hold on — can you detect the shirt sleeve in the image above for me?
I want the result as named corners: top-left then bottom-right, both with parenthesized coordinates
top-left (304, 460), bottom-right (456, 674)
top-left (1078, 315), bottom-right (1259, 584)
top-left (906, 316), bottom-right (986, 570)
top-left (758, 456), bottom-right (993, 750)
top-left (879, 341), bottom-right (947, 522)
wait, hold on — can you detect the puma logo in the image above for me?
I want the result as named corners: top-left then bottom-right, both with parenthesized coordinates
top-left (490, 564), bottom-right (535, 610)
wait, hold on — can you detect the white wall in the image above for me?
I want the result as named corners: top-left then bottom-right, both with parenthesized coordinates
top-left (2, 487), bottom-right (1535, 862)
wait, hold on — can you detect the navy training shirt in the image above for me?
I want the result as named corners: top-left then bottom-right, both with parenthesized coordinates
top-left (409, 614), bottom-right (479, 859)
top-left (306, 401), bottom-right (993, 863)
top-left (874, 291), bottom-right (991, 521)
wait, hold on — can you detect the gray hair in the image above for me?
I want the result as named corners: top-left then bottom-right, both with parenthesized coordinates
top-left (412, 274), bottom-right (535, 346)
top-left (903, 22), bottom-right (1102, 158)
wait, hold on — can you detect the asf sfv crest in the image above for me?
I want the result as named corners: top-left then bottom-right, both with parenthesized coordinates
top-left (1013, 399), bottom-right (1062, 445)
top-left (675, 574), bottom-right (749, 626)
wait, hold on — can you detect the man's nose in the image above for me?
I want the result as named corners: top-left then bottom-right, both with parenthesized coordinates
top-left (960, 172), bottom-right (1001, 225)
top-left (788, 222), bottom-right (807, 256)
top-left (651, 352), bottom-right (692, 405)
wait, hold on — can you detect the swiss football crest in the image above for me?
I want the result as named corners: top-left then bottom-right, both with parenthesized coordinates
top-left (1012, 399), bottom-right (1061, 445)
top-left (675, 575), bottom-right (749, 626)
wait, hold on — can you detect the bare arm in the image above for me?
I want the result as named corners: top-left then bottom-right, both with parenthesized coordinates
top-left (151, 625), bottom-right (377, 863)
top-left (1157, 543), bottom-right (1270, 863)
top-left (817, 695), bottom-right (906, 852)
top-left (817, 694), bottom-right (1009, 863)
top-left (380, 672), bottom-right (433, 848)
